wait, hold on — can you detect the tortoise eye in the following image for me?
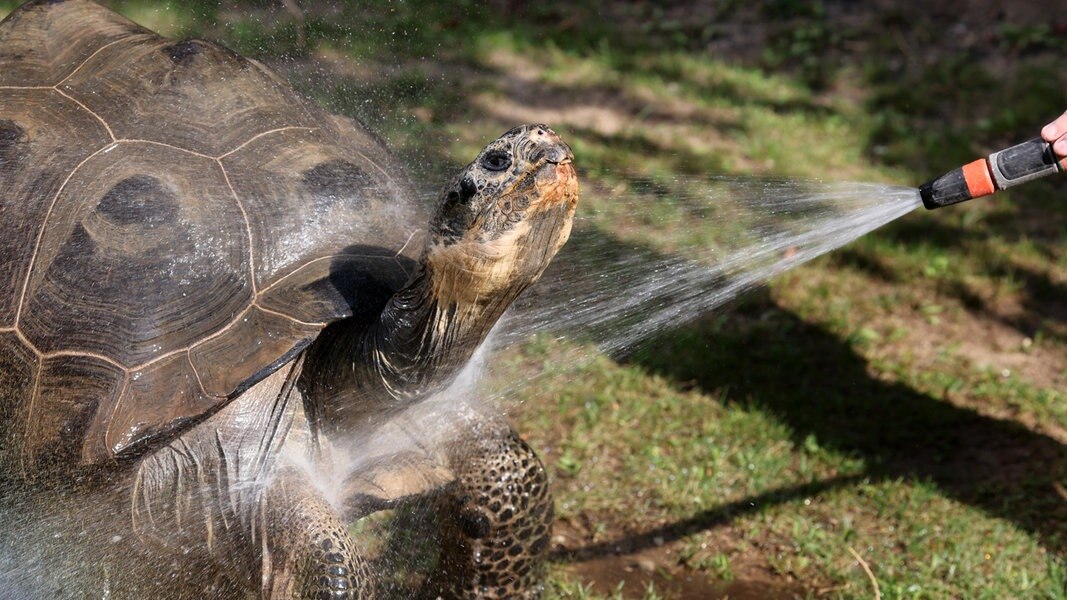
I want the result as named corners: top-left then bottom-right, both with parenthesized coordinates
top-left (481, 151), bottom-right (511, 172)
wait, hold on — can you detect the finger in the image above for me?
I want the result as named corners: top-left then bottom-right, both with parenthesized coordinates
top-left (1042, 110), bottom-right (1067, 141)
top-left (1053, 133), bottom-right (1067, 158)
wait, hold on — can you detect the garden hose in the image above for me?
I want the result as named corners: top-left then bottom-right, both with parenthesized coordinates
top-left (919, 138), bottom-right (1066, 209)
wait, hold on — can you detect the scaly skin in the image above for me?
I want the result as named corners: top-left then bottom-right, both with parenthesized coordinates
top-left (262, 469), bottom-right (373, 599)
top-left (425, 427), bottom-right (553, 599)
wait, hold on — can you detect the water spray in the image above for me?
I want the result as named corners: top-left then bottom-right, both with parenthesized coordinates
top-left (919, 137), bottom-right (1066, 209)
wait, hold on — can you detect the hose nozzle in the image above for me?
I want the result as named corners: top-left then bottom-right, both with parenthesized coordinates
top-left (920, 138), bottom-right (1065, 209)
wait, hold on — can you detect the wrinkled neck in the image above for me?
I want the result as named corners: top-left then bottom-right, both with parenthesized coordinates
top-left (302, 259), bottom-right (522, 437)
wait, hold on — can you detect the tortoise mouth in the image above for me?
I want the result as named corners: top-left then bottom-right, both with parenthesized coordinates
top-left (542, 142), bottom-right (574, 166)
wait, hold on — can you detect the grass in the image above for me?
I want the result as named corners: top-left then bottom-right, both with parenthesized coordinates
top-left (3, 0), bottom-right (1065, 597)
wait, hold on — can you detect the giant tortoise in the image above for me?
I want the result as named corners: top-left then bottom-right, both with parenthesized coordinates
top-left (0, 0), bottom-right (578, 597)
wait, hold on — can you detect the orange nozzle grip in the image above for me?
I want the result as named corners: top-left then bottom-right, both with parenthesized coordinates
top-left (962, 158), bottom-right (996, 198)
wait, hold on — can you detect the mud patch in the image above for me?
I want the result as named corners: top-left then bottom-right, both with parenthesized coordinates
top-left (551, 522), bottom-right (809, 600)
top-left (558, 554), bottom-right (808, 600)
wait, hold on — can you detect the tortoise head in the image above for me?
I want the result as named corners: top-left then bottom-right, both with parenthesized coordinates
top-left (427, 124), bottom-right (579, 304)
top-left (301, 126), bottom-right (578, 437)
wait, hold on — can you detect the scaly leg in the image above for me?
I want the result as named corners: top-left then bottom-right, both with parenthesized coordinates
top-left (262, 469), bottom-right (375, 600)
top-left (424, 426), bottom-right (553, 599)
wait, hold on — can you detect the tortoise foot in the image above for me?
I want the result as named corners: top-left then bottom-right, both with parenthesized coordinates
top-left (425, 427), bottom-right (553, 600)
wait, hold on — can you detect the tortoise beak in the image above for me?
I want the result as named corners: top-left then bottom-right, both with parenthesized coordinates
top-left (543, 137), bottom-right (573, 165)
top-left (547, 144), bottom-right (574, 165)
top-left (528, 125), bottom-right (573, 165)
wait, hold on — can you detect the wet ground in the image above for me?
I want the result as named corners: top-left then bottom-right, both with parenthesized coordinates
top-left (551, 522), bottom-right (811, 599)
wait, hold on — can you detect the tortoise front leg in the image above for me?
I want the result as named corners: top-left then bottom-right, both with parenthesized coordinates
top-left (424, 426), bottom-right (554, 600)
top-left (262, 469), bottom-right (374, 599)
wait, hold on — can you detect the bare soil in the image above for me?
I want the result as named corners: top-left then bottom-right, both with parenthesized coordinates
top-left (551, 521), bottom-right (811, 600)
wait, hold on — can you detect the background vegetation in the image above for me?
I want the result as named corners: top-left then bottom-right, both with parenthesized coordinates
top-left (2, 0), bottom-right (1064, 597)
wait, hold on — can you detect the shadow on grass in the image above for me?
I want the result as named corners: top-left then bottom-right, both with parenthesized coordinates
top-left (604, 300), bottom-right (1067, 557)
top-left (550, 474), bottom-right (866, 564)
top-left (526, 224), bottom-right (1064, 561)
top-left (833, 211), bottom-right (1067, 343)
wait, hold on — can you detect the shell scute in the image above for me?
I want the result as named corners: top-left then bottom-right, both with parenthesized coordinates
top-left (0, 0), bottom-right (152, 87)
top-left (0, 332), bottom-right (37, 467)
top-left (0, 88), bottom-right (111, 324)
top-left (188, 306), bottom-right (322, 399)
top-left (100, 353), bottom-right (217, 459)
top-left (18, 142), bottom-right (252, 367)
top-left (29, 354), bottom-right (126, 469)
top-left (60, 36), bottom-right (319, 156)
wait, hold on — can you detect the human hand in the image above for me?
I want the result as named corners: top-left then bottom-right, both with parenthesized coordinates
top-left (1040, 110), bottom-right (1067, 158)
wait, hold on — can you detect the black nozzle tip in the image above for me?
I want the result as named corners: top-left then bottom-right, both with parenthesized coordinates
top-left (918, 180), bottom-right (936, 209)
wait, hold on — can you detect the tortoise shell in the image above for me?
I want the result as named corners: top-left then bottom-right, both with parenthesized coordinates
top-left (0, 0), bottom-right (425, 470)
